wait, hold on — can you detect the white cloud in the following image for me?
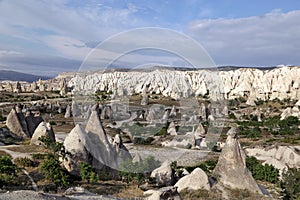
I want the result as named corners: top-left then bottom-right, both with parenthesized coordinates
top-left (188, 10), bottom-right (300, 66)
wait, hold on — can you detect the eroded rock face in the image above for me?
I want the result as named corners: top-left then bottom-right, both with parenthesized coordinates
top-left (30, 122), bottom-right (55, 145)
top-left (69, 66), bottom-right (300, 101)
top-left (150, 161), bottom-right (174, 187)
top-left (144, 187), bottom-right (182, 200)
top-left (63, 124), bottom-right (91, 174)
top-left (213, 128), bottom-right (262, 194)
top-left (175, 168), bottom-right (210, 192)
top-left (64, 110), bottom-right (131, 173)
top-left (6, 108), bottom-right (29, 138)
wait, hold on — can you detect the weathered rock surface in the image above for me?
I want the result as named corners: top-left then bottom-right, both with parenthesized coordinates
top-left (246, 146), bottom-right (300, 170)
top-left (150, 160), bottom-right (174, 186)
top-left (213, 127), bottom-right (262, 194)
top-left (69, 66), bottom-right (300, 101)
top-left (175, 167), bottom-right (210, 192)
top-left (64, 110), bottom-right (131, 173)
top-left (144, 186), bottom-right (182, 200)
top-left (6, 108), bottom-right (29, 138)
top-left (30, 122), bottom-right (55, 145)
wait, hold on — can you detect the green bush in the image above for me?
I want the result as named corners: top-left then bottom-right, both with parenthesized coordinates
top-left (281, 168), bottom-right (300, 200)
top-left (0, 156), bottom-right (18, 186)
top-left (184, 160), bottom-right (217, 174)
top-left (14, 157), bottom-right (35, 168)
top-left (246, 156), bottom-right (279, 183)
top-left (41, 154), bottom-right (70, 187)
top-left (80, 162), bottom-right (99, 183)
top-left (118, 156), bottom-right (160, 185)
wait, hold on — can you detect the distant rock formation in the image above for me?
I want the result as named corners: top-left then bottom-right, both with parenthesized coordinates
top-left (213, 127), bottom-right (262, 194)
top-left (167, 121), bottom-right (177, 136)
top-left (69, 66), bottom-right (300, 101)
top-left (30, 122), bottom-right (55, 145)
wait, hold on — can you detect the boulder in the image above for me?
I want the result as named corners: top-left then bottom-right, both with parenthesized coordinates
top-left (175, 168), bottom-right (210, 192)
top-left (30, 122), bottom-right (55, 145)
top-left (144, 187), bottom-right (182, 200)
top-left (150, 160), bottom-right (174, 186)
top-left (213, 127), bottom-right (262, 194)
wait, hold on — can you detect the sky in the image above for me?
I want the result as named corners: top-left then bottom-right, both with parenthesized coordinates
top-left (0, 0), bottom-right (300, 76)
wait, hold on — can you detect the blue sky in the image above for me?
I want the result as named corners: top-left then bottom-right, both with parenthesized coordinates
top-left (0, 0), bottom-right (300, 76)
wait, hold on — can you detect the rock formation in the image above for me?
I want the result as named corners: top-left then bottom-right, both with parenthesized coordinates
top-left (141, 86), bottom-right (149, 106)
top-left (175, 168), bottom-right (210, 192)
top-left (6, 108), bottom-right (29, 138)
top-left (194, 123), bottom-right (206, 147)
top-left (213, 127), bottom-right (262, 194)
top-left (150, 161), bottom-right (174, 186)
top-left (144, 187), bottom-right (182, 200)
top-left (63, 124), bottom-right (91, 174)
top-left (167, 121), bottom-right (177, 136)
top-left (69, 66), bottom-right (300, 102)
top-left (30, 122), bottom-right (55, 145)
top-left (64, 110), bottom-right (131, 173)
top-left (64, 105), bottom-right (72, 118)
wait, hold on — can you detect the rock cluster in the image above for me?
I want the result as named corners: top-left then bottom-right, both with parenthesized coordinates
top-left (63, 109), bottom-right (132, 174)
top-left (69, 66), bottom-right (300, 101)
top-left (6, 105), bottom-right (43, 138)
top-left (246, 146), bottom-right (300, 177)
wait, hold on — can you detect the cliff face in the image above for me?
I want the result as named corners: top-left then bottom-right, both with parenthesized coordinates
top-left (68, 66), bottom-right (300, 101)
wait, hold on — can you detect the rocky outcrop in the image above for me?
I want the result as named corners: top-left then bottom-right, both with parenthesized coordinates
top-left (64, 110), bottom-right (131, 173)
top-left (213, 128), bottom-right (262, 194)
top-left (30, 122), bottom-right (55, 145)
top-left (246, 146), bottom-right (300, 170)
top-left (175, 168), bottom-right (210, 192)
top-left (150, 161), bottom-right (174, 187)
top-left (69, 66), bottom-right (300, 101)
top-left (63, 124), bottom-right (91, 174)
top-left (167, 121), bottom-right (177, 136)
top-left (280, 107), bottom-right (300, 120)
top-left (6, 108), bottom-right (29, 138)
top-left (144, 187), bottom-right (182, 200)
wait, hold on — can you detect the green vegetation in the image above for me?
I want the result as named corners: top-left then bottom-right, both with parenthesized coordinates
top-left (281, 168), bottom-right (300, 200)
top-left (118, 156), bottom-right (160, 185)
top-left (0, 156), bottom-right (18, 186)
top-left (14, 157), bottom-right (36, 168)
top-left (184, 160), bottom-right (217, 175)
top-left (80, 162), bottom-right (99, 183)
top-left (246, 156), bottom-right (279, 183)
top-left (38, 136), bottom-right (71, 188)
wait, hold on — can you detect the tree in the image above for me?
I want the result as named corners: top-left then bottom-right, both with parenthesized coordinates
top-left (281, 168), bottom-right (300, 200)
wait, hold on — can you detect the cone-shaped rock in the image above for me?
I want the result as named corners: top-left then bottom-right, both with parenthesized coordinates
top-left (213, 127), bottom-right (262, 194)
top-left (6, 108), bottom-right (29, 138)
top-left (167, 121), bottom-right (177, 136)
top-left (63, 124), bottom-right (92, 174)
top-left (30, 122), bottom-right (55, 145)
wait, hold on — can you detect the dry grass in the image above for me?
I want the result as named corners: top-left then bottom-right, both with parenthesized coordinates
top-left (6, 144), bottom-right (48, 154)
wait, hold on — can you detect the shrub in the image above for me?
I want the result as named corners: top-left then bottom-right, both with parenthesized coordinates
top-left (41, 154), bottom-right (70, 187)
top-left (246, 156), bottom-right (279, 183)
top-left (0, 155), bottom-right (18, 186)
top-left (118, 156), bottom-right (160, 185)
top-left (14, 157), bottom-right (35, 168)
top-left (80, 162), bottom-right (99, 183)
top-left (184, 160), bottom-right (217, 174)
top-left (281, 168), bottom-right (300, 200)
